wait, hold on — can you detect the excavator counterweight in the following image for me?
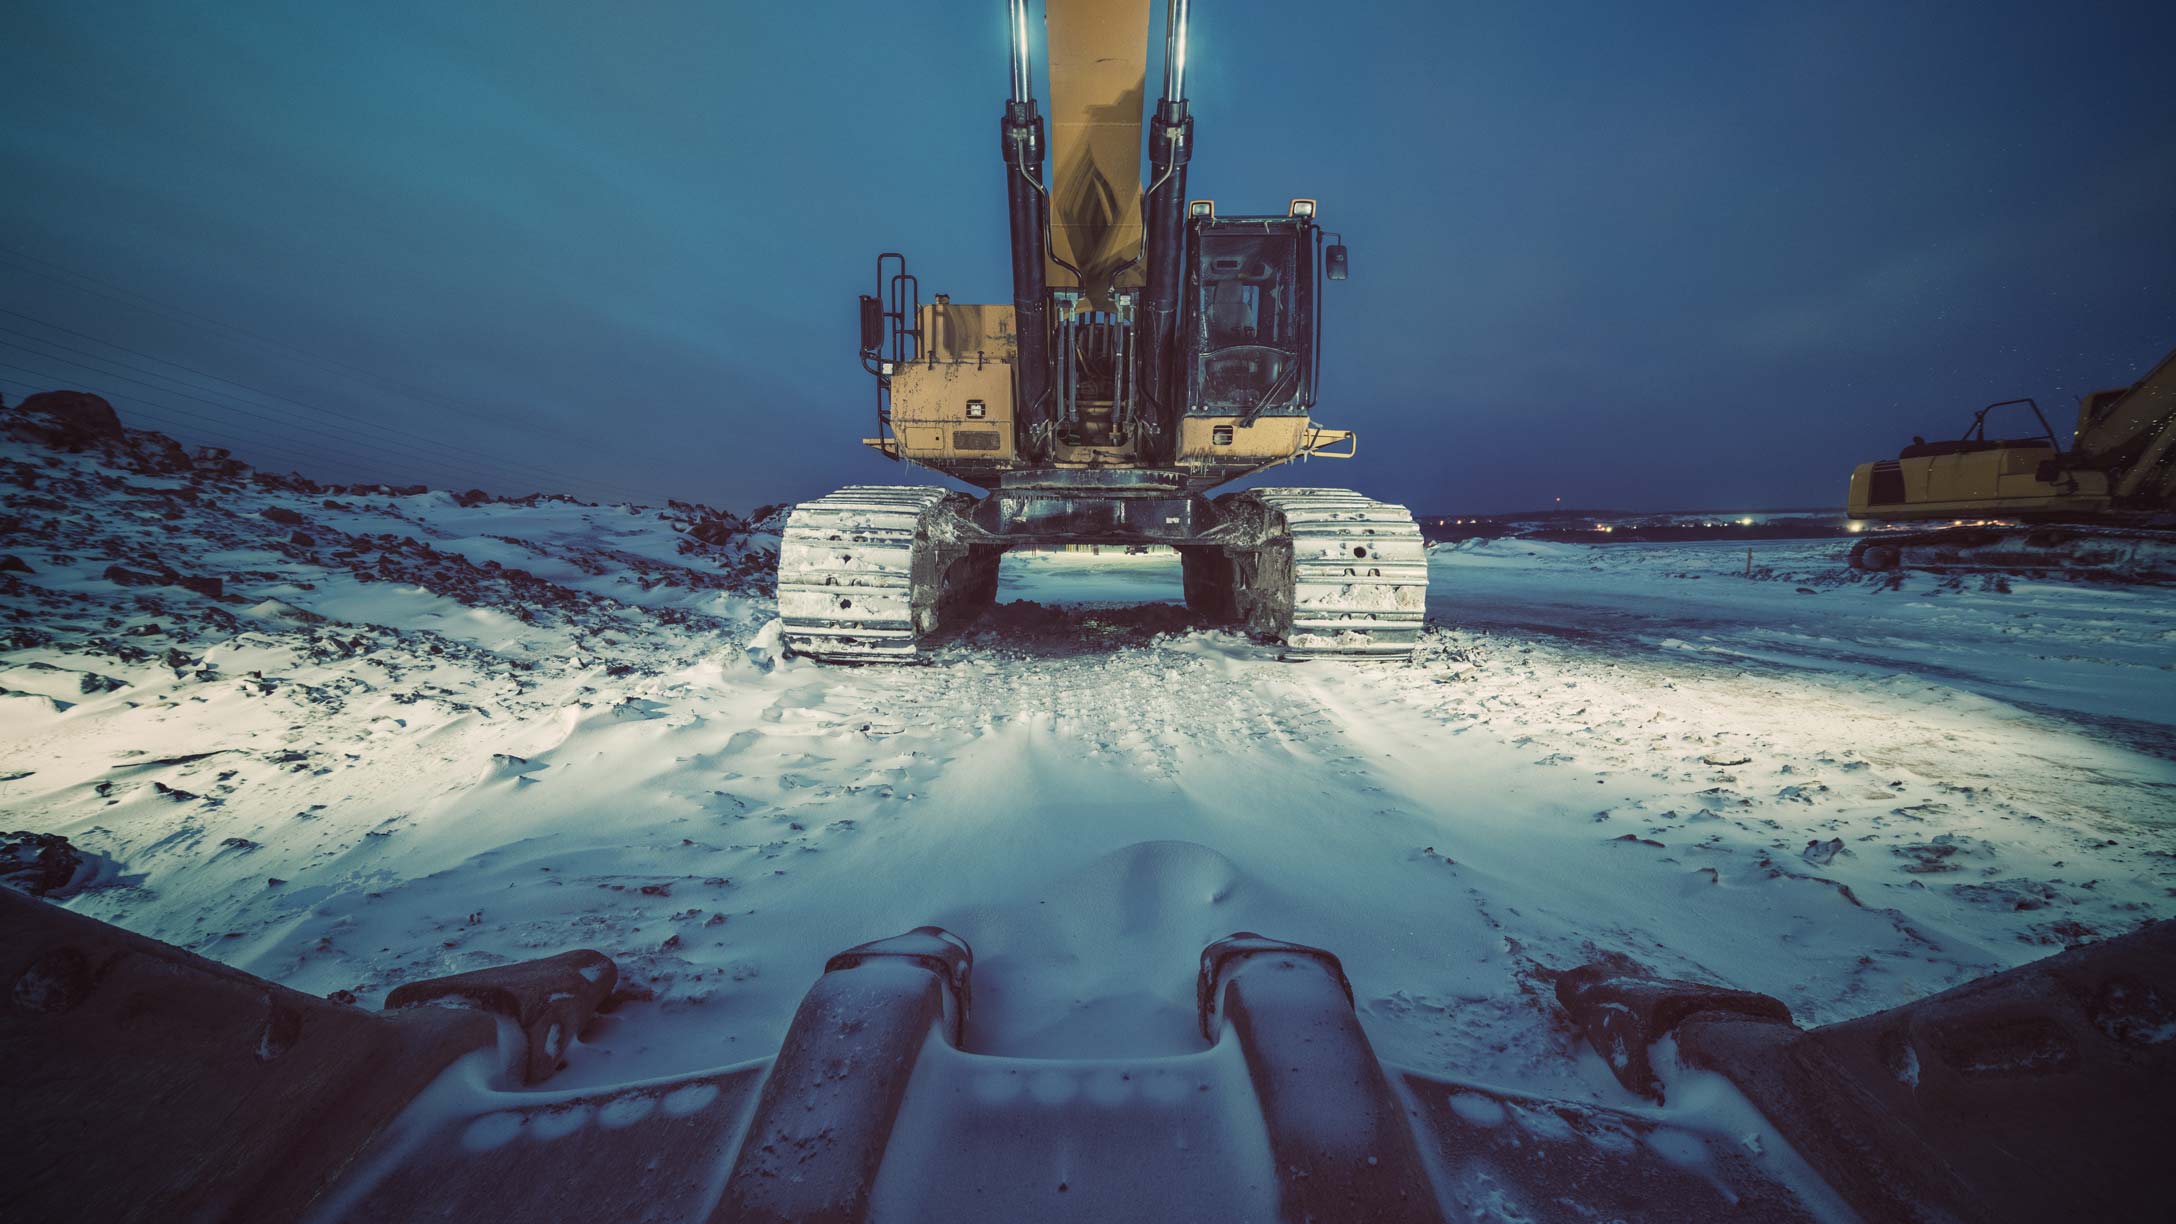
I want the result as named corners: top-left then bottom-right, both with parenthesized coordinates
top-left (778, 0), bottom-right (1425, 660)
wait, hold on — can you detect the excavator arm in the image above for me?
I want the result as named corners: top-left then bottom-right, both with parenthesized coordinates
top-left (2071, 343), bottom-right (2176, 504)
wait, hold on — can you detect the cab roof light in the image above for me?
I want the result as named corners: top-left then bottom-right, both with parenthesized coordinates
top-left (1187, 199), bottom-right (1215, 218)
top-left (1288, 198), bottom-right (1317, 217)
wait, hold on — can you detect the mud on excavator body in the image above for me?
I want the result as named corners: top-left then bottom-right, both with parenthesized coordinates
top-left (779, 0), bottom-right (1426, 661)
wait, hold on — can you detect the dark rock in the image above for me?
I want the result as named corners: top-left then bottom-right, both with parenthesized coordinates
top-left (1894, 839), bottom-right (1964, 873)
top-left (260, 506), bottom-right (305, 525)
top-left (219, 837), bottom-right (260, 852)
top-left (77, 673), bottom-right (126, 695)
top-left (10, 390), bottom-right (125, 447)
top-left (131, 433), bottom-right (194, 475)
top-left (289, 531), bottom-right (315, 547)
top-left (689, 517), bottom-right (741, 547)
top-left (0, 554), bottom-right (32, 573)
top-left (1802, 837), bottom-right (1846, 866)
top-left (1, 831), bottom-right (92, 897)
top-left (98, 564), bottom-right (221, 599)
top-left (104, 565), bottom-right (165, 587)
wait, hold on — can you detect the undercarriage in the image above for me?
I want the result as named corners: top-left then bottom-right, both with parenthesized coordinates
top-left (1847, 522), bottom-right (2176, 584)
top-left (777, 484), bottom-right (1427, 661)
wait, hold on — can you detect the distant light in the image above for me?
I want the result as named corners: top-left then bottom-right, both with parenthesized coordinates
top-left (1739, 517), bottom-right (1753, 526)
top-left (1595, 523), bottom-right (1614, 534)
top-left (1846, 522), bottom-right (1864, 533)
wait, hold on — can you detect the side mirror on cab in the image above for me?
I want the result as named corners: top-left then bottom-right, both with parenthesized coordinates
top-left (1324, 244), bottom-right (1349, 281)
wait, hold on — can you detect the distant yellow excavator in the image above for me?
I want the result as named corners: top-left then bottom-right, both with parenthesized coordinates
top-left (1845, 343), bottom-right (2176, 579)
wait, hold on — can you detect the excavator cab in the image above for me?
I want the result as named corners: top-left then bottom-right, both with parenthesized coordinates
top-left (1185, 213), bottom-right (1320, 419)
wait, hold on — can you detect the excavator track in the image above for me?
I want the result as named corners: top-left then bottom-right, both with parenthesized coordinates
top-left (776, 486), bottom-right (1002, 662)
top-left (779, 486), bottom-right (1427, 662)
top-left (1849, 523), bottom-right (2176, 585)
top-left (1201, 487), bottom-right (1429, 659)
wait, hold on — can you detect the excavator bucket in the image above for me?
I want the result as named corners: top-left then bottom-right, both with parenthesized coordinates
top-left (13, 882), bottom-right (2173, 1222)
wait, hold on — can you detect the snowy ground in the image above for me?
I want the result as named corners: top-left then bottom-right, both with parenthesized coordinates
top-left (5, 422), bottom-right (2173, 1118)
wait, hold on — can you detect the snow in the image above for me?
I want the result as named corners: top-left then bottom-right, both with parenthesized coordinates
top-left (4, 431), bottom-right (2173, 1121)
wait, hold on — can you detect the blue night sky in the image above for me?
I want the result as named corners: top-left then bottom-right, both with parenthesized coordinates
top-left (3, 1), bottom-right (2171, 513)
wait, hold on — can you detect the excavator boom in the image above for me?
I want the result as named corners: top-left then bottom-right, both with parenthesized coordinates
top-left (2074, 344), bottom-right (2176, 501)
top-left (1043, 0), bottom-right (1152, 305)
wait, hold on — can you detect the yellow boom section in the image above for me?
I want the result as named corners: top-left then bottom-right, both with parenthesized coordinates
top-left (1043, 0), bottom-right (1151, 308)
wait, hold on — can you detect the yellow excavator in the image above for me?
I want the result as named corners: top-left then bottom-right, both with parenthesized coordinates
top-left (774, 0), bottom-right (1427, 661)
top-left (1845, 342), bottom-right (2176, 580)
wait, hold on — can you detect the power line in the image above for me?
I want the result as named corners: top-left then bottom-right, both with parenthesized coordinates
top-left (0, 304), bottom-right (644, 499)
top-left (1, 347), bottom-right (554, 493)
top-left (1, 374), bottom-right (467, 485)
top-left (0, 338), bottom-right (600, 495)
top-left (0, 319), bottom-right (641, 501)
top-left (2, 377), bottom-right (503, 489)
top-left (0, 244), bottom-right (585, 445)
top-left (0, 372), bottom-right (381, 478)
top-left (0, 358), bottom-right (540, 490)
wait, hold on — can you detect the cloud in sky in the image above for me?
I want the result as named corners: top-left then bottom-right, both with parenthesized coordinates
top-left (3, 0), bottom-right (2171, 512)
